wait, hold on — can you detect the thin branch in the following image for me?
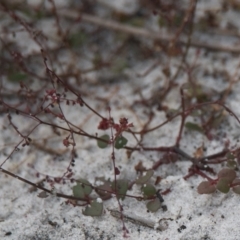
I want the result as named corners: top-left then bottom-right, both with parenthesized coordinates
top-left (58, 10), bottom-right (240, 53)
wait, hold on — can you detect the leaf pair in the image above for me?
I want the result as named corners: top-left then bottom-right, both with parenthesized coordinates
top-left (136, 169), bottom-right (162, 212)
top-left (198, 168), bottom-right (237, 194)
top-left (72, 179), bottom-right (103, 216)
top-left (97, 134), bottom-right (128, 149)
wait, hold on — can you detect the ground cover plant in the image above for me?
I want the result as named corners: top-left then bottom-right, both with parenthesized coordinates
top-left (1, 0), bottom-right (240, 239)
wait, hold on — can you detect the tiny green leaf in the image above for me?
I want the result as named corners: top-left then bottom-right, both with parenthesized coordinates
top-left (112, 179), bottom-right (128, 200)
top-left (9, 72), bottom-right (27, 82)
top-left (185, 122), bottom-right (203, 133)
top-left (146, 198), bottom-right (161, 212)
top-left (197, 181), bottom-right (216, 194)
top-left (114, 136), bottom-right (128, 149)
top-left (141, 183), bottom-right (156, 198)
top-left (226, 160), bottom-right (237, 169)
top-left (72, 178), bottom-right (92, 198)
top-left (218, 168), bottom-right (236, 183)
top-left (82, 200), bottom-right (103, 216)
top-left (135, 170), bottom-right (154, 185)
top-left (97, 134), bottom-right (110, 149)
top-left (232, 179), bottom-right (240, 194)
top-left (68, 32), bottom-right (87, 48)
top-left (216, 178), bottom-right (230, 194)
top-left (226, 152), bottom-right (235, 160)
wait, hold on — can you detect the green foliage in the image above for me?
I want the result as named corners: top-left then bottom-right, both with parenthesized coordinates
top-left (216, 178), bottom-right (230, 193)
top-left (217, 168), bottom-right (236, 183)
top-left (146, 198), bottom-right (161, 212)
top-left (197, 181), bottom-right (216, 194)
top-left (8, 72), bottom-right (27, 82)
top-left (135, 170), bottom-right (154, 184)
top-left (112, 179), bottom-right (128, 200)
top-left (232, 179), bottom-right (240, 194)
top-left (72, 178), bottom-right (92, 198)
top-left (141, 183), bottom-right (156, 198)
top-left (226, 160), bottom-right (237, 169)
top-left (185, 122), bottom-right (203, 133)
top-left (82, 199), bottom-right (103, 216)
top-left (68, 32), bottom-right (87, 48)
top-left (97, 134), bottom-right (110, 149)
top-left (114, 135), bottom-right (128, 149)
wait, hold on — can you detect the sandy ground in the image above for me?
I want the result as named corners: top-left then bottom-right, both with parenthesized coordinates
top-left (1, 0), bottom-right (240, 239)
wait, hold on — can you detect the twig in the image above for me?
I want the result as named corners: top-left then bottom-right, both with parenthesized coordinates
top-left (108, 208), bottom-right (167, 231)
top-left (58, 9), bottom-right (240, 53)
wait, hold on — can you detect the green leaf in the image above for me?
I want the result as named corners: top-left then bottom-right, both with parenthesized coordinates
top-left (114, 136), bottom-right (128, 149)
top-left (68, 32), bottom-right (87, 48)
top-left (216, 179), bottom-right (230, 193)
top-left (97, 134), bottom-right (110, 149)
top-left (95, 181), bottom-right (112, 200)
top-left (232, 179), bottom-right (240, 194)
top-left (141, 183), bottom-right (156, 198)
top-left (146, 198), bottom-right (161, 212)
top-left (112, 179), bottom-right (128, 200)
top-left (227, 152), bottom-right (235, 160)
top-left (226, 160), bottom-right (237, 169)
top-left (82, 199), bottom-right (103, 216)
top-left (197, 181), bottom-right (216, 194)
top-left (9, 72), bottom-right (27, 82)
top-left (135, 170), bottom-right (154, 185)
top-left (72, 178), bottom-right (92, 198)
top-left (185, 122), bottom-right (203, 133)
top-left (218, 168), bottom-right (236, 183)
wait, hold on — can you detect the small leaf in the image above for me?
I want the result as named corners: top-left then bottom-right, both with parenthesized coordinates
top-left (216, 179), bottom-right (230, 193)
top-left (146, 198), bottom-right (161, 212)
top-left (232, 179), bottom-right (240, 194)
top-left (9, 72), bottom-right (27, 82)
top-left (218, 168), bottom-right (236, 183)
top-left (95, 181), bottom-right (112, 200)
top-left (135, 170), bottom-right (154, 185)
top-left (97, 134), bottom-right (110, 149)
top-left (68, 32), bottom-right (87, 48)
top-left (197, 181), bottom-right (216, 194)
top-left (112, 179), bottom-right (128, 200)
top-left (37, 191), bottom-right (49, 198)
top-left (141, 183), bottom-right (156, 198)
top-left (114, 136), bottom-right (128, 149)
top-left (227, 152), bottom-right (235, 160)
top-left (226, 160), bottom-right (237, 169)
top-left (185, 122), bottom-right (203, 133)
top-left (82, 200), bottom-right (103, 216)
top-left (72, 178), bottom-right (92, 198)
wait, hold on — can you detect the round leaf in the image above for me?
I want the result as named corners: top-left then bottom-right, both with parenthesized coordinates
top-left (95, 181), bottom-right (112, 200)
top-left (112, 179), bottom-right (128, 200)
top-left (226, 160), bottom-right (237, 169)
top-left (146, 198), bottom-right (161, 212)
top-left (72, 178), bottom-right (92, 198)
top-left (135, 170), bottom-right (154, 185)
top-left (197, 181), bottom-right (216, 194)
top-left (232, 179), bottom-right (240, 194)
top-left (216, 178), bottom-right (230, 194)
top-left (97, 134), bottom-right (110, 149)
top-left (114, 136), bottom-right (128, 149)
top-left (218, 168), bottom-right (236, 183)
top-left (141, 183), bottom-right (156, 198)
top-left (82, 200), bottom-right (103, 216)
